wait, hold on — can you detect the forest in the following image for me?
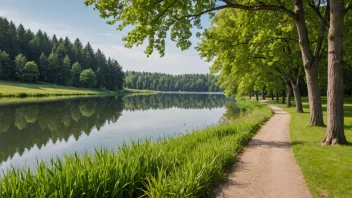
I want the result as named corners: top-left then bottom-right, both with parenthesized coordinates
top-left (124, 71), bottom-right (222, 92)
top-left (0, 17), bottom-right (124, 90)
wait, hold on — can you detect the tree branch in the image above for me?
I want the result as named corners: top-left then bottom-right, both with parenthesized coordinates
top-left (175, 5), bottom-right (229, 21)
top-left (175, 0), bottom-right (296, 22)
top-left (223, 0), bottom-right (296, 19)
top-left (153, 0), bottom-right (178, 23)
top-left (313, 0), bottom-right (329, 59)
top-left (308, 1), bottom-right (327, 25)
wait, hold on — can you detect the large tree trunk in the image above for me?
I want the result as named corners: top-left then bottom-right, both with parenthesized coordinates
top-left (282, 89), bottom-right (286, 104)
top-left (285, 82), bottom-right (292, 107)
top-left (276, 92), bottom-right (279, 103)
top-left (255, 91), bottom-right (259, 101)
top-left (262, 88), bottom-right (266, 100)
top-left (323, 0), bottom-right (347, 145)
top-left (249, 92), bottom-right (252, 100)
top-left (293, 0), bottom-right (324, 126)
top-left (290, 79), bottom-right (304, 113)
top-left (271, 90), bottom-right (274, 100)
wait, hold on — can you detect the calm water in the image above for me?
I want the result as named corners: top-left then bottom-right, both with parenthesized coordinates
top-left (0, 93), bottom-right (233, 172)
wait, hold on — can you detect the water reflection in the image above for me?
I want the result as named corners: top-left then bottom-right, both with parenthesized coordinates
top-left (0, 94), bottom-right (230, 167)
top-left (123, 94), bottom-right (227, 111)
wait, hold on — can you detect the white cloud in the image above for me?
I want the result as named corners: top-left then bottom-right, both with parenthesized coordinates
top-left (0, 9), bottom-right (19, 18)
top-left (97, 33), bottom-right (122, 40)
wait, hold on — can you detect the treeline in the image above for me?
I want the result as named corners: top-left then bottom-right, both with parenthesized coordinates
top-left (124, 71), bottom-right (223, 92)
top-left (0, 17), bottom-right (124, 90)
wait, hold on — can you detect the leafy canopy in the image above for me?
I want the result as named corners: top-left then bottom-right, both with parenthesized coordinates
top-left (84, 0), bottom-right (296, 57)
top-left (197, 9), bottom-right (302, 96)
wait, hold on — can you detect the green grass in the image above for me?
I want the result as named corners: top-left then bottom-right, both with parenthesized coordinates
top-left (0, 81), bottom-right (156, 98)
top-left (270, 97), bottom-right (352, 198)
top-left (0, 81), bottom-right (157, 106)
top-left (0, 101), bottom-right (272, 198)
top-left (0, 81), bottom-right (109, 97)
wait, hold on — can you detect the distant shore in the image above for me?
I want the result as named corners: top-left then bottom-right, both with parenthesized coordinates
top-left (0, 80), bottom-right (224, 98)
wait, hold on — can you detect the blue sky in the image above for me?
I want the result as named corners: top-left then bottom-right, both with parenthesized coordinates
top-left (0, 0), bottom-right (211, 74)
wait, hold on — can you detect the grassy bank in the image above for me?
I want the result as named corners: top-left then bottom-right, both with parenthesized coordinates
top-left (0, 101), bottom-right (272, 197)
top-left (270, 97), bottom-right (352, 198)
top-left (0, 81), bottom-right (108, 97)
top-left (0, 81), bottom-right (155, 98)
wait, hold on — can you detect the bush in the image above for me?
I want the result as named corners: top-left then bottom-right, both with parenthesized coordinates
top-left (23, 61), bottom-right (40, 83)
top-left (80, 69), bottom-right (96, 88)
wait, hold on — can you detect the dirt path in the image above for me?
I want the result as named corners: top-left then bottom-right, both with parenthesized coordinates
top-left (216, 104), bottom-right (311, 198)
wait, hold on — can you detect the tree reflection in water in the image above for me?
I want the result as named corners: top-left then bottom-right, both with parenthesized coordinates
top-left (0, 94), bottom-right (232, 165)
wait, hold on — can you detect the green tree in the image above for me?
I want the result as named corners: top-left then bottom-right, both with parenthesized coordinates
top-left (51, 35), bottom-right (59, 52)
top-left (24, 29), bottom-right (35, 61)
top-left (59, 55), bottom-right (71, 85)
top-left (0, 18), bottom-right (11, 56)
top-left (38, 53), bottom-right (48, 81)
top-left (197, 9), bottom-right (305, 112)
top-left (23, 61), bottom-right (39, 82)
top-left (72, 38), bottom-right (83, 64)
top-left (0, 50), bottom-right (12, 80)
top-left (47, 52), bottom-right (59, 84)
top-left (14, 53), bottom-right (27, 81)
top-left (136, 76), bottom-right (143, 90)
top-left (80, 69), bottom-right (96, 88)
top-left (84, 0), bottom-right (330, 128)
top-left (17, 24), bottom-right (27, 57)
top-left (81, 42), bottom-right (96, 70)
top-left (71, 62), bottom-right (82, 87)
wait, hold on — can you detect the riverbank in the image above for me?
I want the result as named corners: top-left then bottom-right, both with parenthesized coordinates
top-left (0, 80), bottom-right (154, 98)
top-left (0, 101), bottom-right (272, 197)
top-left (268, 97), bottom-right (352, 197)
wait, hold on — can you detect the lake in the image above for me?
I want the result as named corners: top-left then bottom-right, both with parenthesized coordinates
top-left (0, 93), bottom-right (233, 172)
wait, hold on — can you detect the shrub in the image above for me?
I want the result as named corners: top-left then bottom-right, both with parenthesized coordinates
top-left (80, 69), bottom-right (96, 88)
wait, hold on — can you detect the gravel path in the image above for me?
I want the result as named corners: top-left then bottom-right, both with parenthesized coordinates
top-left (216, 104), bottom-right (311, 198)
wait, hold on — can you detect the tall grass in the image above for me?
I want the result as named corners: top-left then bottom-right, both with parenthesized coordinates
top-left (0, 101), bottom-right (272, 197)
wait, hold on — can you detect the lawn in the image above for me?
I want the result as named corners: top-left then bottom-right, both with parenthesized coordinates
top-left (0, 81), bottom-right (155, 98)
top-left (272, 97), bottom-right (352, 198)
top-left (0, 81), bottom-right (109, 97)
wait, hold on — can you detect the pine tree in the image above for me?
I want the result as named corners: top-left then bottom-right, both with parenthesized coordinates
top-left (0, 50), bottom-right (12, 80)
top-left (7, 21), bottom-right (19, 59)
top-left (60, 55), bottom-right (71, 85)
top-left (0, 18), bottom-right (11, 55)
top-left (0, 18), bottom-right (125, 90)
top-left (24, 29), bottom-right (35, 60)
top-left (72, 38), bottom-right (83, 64)
top-left (64, 37), bottom-right (74, 61)
top-left (17, 24), bottom-right (26, 54)
top-left (47, 52), bottom-right (59, 84)
top-left (51, 35), bottom-right (59, 52)
top-left (81, 42), bottom-right (96, 70)
top-left (38, 53), bottom-right (48, 81)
